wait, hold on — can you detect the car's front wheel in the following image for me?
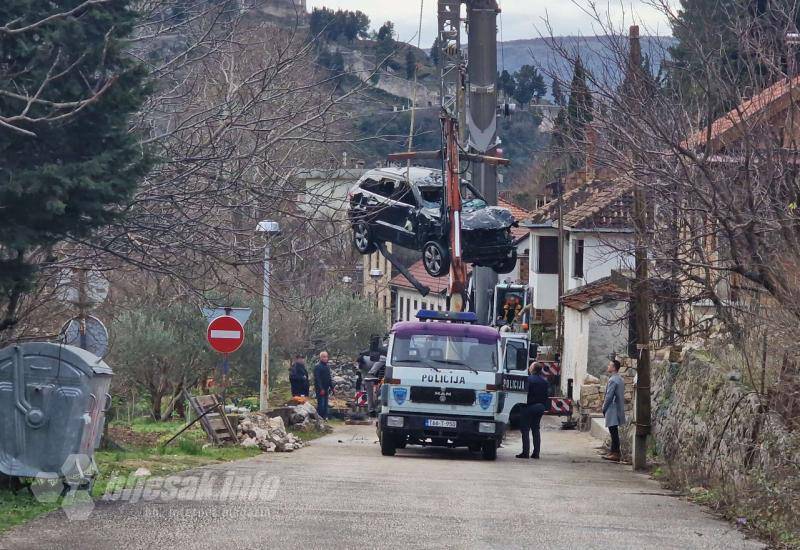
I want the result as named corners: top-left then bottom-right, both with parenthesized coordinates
top-left (423, 240), bottom-right (450, 277)
top-left (353, 221), bottom-right (377, 254)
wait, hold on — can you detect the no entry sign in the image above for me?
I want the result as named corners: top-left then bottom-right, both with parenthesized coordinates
top-left (207, 315), bottom-right (245, 354)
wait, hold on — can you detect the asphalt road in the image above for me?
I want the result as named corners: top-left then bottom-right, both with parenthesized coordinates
top-left (0, 419), bottom-right (763, 550)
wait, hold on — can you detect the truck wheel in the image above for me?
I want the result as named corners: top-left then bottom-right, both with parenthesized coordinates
top-left (380, 431), bottom-right (396, 456)
top-left (423, 240), bottom-right (450, 277)
top-left (481, 441), bottom-right (497, 460)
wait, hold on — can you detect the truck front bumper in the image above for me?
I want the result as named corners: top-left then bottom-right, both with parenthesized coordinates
top-left (380, 411), bottom-right (504, 444)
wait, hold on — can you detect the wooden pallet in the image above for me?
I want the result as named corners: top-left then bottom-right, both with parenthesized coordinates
top-left (185, 392), bottom-right (238, 445)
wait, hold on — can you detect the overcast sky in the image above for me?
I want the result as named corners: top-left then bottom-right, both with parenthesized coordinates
top-left (305, 1), bottom-right (674, 47)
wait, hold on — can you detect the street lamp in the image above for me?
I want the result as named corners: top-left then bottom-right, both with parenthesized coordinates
top-left (369, 268), bottom-right (383, 310)
top-left (256, 220), bottom-right (280, 412)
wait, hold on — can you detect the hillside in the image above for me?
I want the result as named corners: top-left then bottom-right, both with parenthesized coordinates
top-left (497, 35), bottom-right (675, 95)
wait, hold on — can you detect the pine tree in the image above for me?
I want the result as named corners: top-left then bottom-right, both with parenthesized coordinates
top-left (669, 0), bottom-right (800, 118)
top-left (551, 77), bottom-right (566, 107)
top-left (566, 56), bottom-right (593, 144)
top-left (0, 0), bottom-right (152, 331)
top-left (430, 37), bottom-right (442, 67)
top-left (512, 65), bottom-right (547, 107)
top-left (405, 49), bottom-right (416, 79)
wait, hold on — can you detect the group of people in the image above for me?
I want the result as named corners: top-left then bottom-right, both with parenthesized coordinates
top-left (516, 358), bottom-right (627, 462)
top-left (289, 351), bottom-right (335, 419)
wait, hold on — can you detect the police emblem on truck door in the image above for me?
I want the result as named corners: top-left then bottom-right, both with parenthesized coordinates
top-left (478, 392), bottom-right (493, 410)
top-left (392, 387), bottom-right (408, 405)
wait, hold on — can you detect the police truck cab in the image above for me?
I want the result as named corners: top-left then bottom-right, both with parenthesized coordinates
top-left (377, 310), bottom-right (503, 460)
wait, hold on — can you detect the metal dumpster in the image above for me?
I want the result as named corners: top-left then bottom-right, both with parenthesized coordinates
top-left (0, 342), bottom-right (112, 480)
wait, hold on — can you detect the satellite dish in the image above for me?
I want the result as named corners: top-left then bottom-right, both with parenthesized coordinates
top-left (56, 269), bottom-right (109, 306)
top-left (61, 316), bottom-right (110, 358)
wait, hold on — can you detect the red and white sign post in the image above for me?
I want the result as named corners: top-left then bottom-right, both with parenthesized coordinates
top-left (207, 315), bottom-right (245, 354)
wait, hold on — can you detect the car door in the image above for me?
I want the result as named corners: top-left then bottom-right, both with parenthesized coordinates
top-left (356, 178), bottom-right (391, 239)
top-left (386, 181), bottom-right (418, 248)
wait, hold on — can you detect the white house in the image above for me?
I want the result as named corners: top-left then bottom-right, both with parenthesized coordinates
top-left (559, 276), bottom-right (631, 401)
top-left (522, 178), bottom-right (635, 315)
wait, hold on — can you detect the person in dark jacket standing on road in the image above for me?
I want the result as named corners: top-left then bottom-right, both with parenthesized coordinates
top-left (314, 351), bottom-right (334, 419)
top-left (517, 363), bottom-right (550, 459)
top-left (289, 354), bottom-right (309, 397)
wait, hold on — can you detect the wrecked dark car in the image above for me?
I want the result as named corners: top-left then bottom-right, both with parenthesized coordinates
top-left (347, 167), bottom-right (517, 277)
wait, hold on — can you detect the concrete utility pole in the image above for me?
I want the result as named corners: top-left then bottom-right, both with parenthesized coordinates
top-left (257, 220), bottom-right (281, 412)
top-left (627, 25), bottom-right (651, 471)
top-left (466, 0), bottom-right (500, 323)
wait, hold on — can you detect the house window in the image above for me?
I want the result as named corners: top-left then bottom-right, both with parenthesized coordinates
top-left (520, 251), bottom-right (529, 282)
top-left (406, 298), bottom-right (410, 321)
top-left (422, 301), bottom-right (428, 310)
top-left (398, 297), bottom-right (404, 321)
top-left (573, 239), bottom-right (585, 278)
top-left (537, 236), bottom-right (559, 274)
top-left (413, 300), bottom-right (418, 311)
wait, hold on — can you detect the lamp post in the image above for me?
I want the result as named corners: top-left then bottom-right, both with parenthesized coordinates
top-left (369, 268), bottom-right (383, 310)
top-left (256, 220), bottom-right (281, 412)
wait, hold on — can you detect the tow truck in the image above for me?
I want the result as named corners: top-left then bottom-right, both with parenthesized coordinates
top-left (377, 310), bottom-right (503, 460)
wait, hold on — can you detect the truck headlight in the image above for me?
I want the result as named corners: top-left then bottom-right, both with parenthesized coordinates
top-left (478, 422), bottom-right (495, 434)
top-left (387, 416), bottom-right (404, 428)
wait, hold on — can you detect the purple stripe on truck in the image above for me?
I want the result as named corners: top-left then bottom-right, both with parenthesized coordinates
top-left (391, 321), bottom-right (499, 344)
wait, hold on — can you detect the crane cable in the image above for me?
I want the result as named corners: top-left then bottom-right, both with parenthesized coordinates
top-left (406, 0), bottom-right (425, 177)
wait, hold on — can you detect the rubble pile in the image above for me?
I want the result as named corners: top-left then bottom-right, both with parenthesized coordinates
top-left (329, 360), bottom-right (360, 398)
top-left (287, 402), bottom-right (332, 433)
top-left (238, 413), bottom-right (305, 452)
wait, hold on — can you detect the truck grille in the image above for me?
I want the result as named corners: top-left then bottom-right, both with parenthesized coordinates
top-left (410, 386), bottom-right (476, 405)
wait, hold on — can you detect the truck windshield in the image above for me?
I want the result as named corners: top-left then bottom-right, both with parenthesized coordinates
top-left (391, 334), bottom-right (497, 372)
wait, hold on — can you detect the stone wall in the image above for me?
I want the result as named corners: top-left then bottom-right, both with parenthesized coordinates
top-left (651, 349), bottom-right (800, 542)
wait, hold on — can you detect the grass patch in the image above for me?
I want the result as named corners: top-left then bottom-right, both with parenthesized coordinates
top-left (0, 487), bottom-right (60, 534)
top-left (0, 418), bottom-right (261, 534)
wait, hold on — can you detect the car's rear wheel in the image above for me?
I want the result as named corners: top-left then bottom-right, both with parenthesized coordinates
top-left (492, 250), bottom-right (518, 274)
top-left (353, 221), bottom-right (377, 254)
top-left (423, 240), bottom-right (450, 277)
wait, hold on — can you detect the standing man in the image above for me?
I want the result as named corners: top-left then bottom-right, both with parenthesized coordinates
top-left (517, 363), bottom-right (550, 459)
top-left (289, 354), bottom-right (309, 397)
top-left (602, 359), bottom-right (627, 462)
top-left (314, 351), bottom-right (334, 419)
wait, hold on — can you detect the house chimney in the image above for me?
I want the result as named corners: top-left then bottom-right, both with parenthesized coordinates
top-left (629, 25), bottom-right (641, 69)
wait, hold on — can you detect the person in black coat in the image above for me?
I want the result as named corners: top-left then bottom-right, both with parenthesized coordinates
top-left (314, 351), bottom-right (334, 419)
top-left (517, 363), bottom-right (550, 459)
top-left (289, 354), bottom-right (309, 397)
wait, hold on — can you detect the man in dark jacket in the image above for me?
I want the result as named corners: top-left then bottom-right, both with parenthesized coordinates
top-left (517, 363), bottom-right (550, 459)
top-left (289, 355), bottom-right (309, 397)
top-left (314, 351), bottom-right (334, 419)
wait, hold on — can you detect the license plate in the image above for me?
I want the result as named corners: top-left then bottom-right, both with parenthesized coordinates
top-left (425, 419), bottom-right (457, 429)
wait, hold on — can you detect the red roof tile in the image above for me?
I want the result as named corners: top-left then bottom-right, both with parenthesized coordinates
top-left (562, 277), bottom-right (629, 311)
top-left (684, 75), bottom-right (800, 153)
top-left (526, 179), bottom-right (633, 231)
top-left (389, 260), bottom-right (450, 293)
top-left (498, 197), bottom-right (532, 241)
